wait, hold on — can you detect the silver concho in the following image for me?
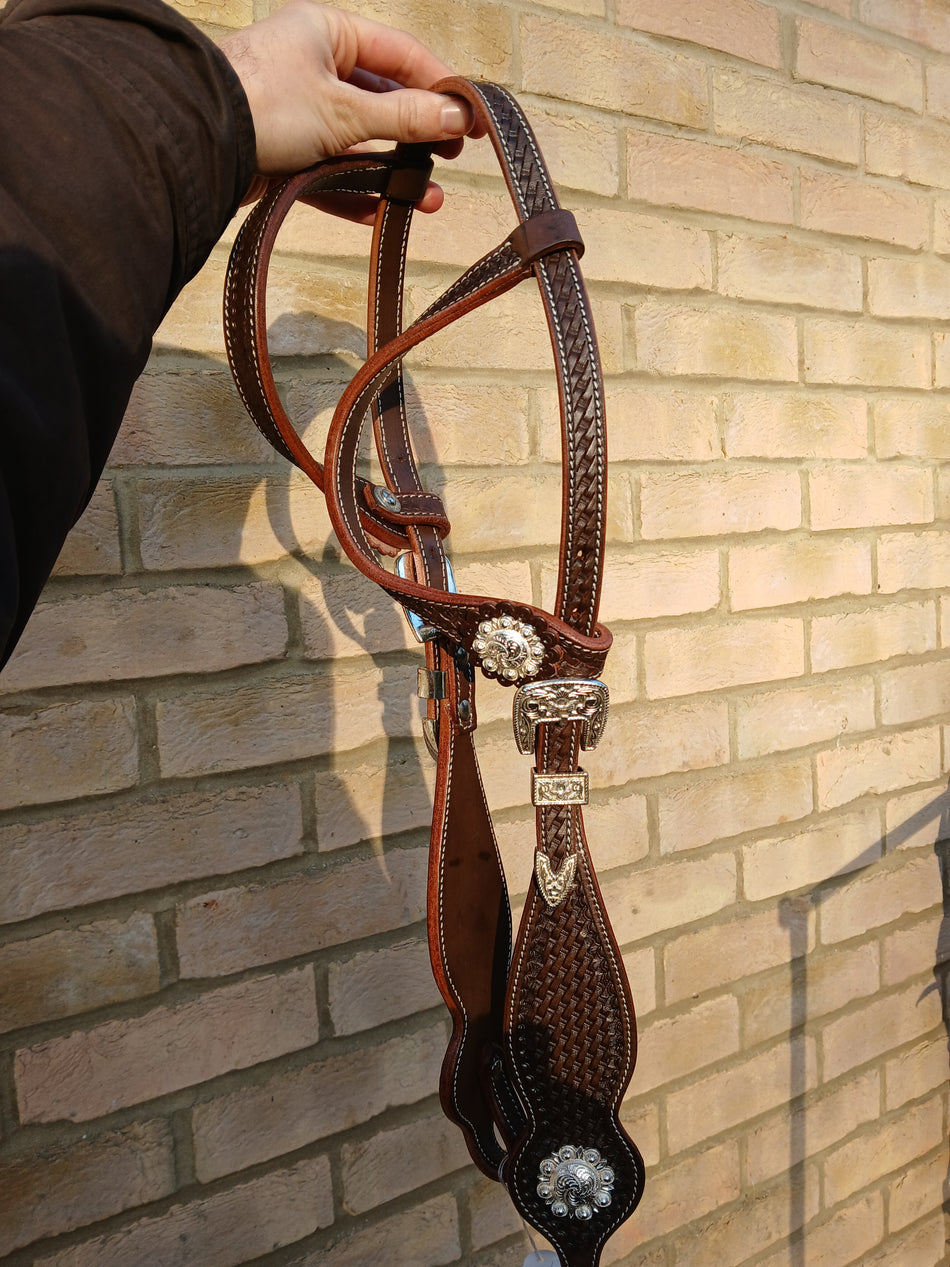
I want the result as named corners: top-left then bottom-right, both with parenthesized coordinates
top-left (536, 1145), bottom-right (615, 1221)
top-left (473, 616), bottom-right (544, 682)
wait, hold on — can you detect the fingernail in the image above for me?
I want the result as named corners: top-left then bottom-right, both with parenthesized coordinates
top-left (441, 100), bottom-right (470, 134)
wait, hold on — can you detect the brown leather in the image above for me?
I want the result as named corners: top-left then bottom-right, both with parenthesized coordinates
top-left (224, 79), bottom-right (643, 1267)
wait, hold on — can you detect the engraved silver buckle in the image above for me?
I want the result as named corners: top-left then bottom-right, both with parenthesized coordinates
top-left (532, 770), bottom-right (589, 806)
top-left (512, 679), bottom-right (609, 755)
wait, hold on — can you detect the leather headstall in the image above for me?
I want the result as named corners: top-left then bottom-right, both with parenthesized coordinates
top-left (224, 79), bottom-right (644, 1266)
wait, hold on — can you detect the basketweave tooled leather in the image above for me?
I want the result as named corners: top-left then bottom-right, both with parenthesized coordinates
top-left (223, 79), bottom-right (644, 1267)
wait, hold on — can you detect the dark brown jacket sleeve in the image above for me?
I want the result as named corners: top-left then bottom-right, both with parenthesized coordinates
top-left (0, 0), bottom-right (255, 664)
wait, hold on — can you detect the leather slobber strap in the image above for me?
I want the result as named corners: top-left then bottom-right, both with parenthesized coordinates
top-left (224, 79), bottom-right (645, 1266)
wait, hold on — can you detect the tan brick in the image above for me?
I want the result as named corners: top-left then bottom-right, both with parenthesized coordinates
top-left (796, 16), bottom-right (922, 108)
top-left (799, 166), bottom-right (929, 248)
top-left (878, 529), bottom-right (950, 593)
top-left (644, 617), bottom-right (804, 697)
top-left (0, 915), bottom-right (159, 1035)
top-left (936, 195), bottom-right (950, 254)
top-left (297, 567), bottom-right (417, 663)
top-left (168, 0), bottom-right (251, 26)
top-left (821, 853), bottom-right (941, 943)
top-left (886, 1035), bottom-right (949, 1110)
top-left (724, 390), bottom-right (867, 459)
top-left (860, 0), bottom-right (950, 55)
top-left (664, 905), bottom-right (815, 1005)
top-left (0, 697), bottom-right (137, 810)
top-left (635, 300), bottom-right (798, 381)
top-left (866, 110), bottom-right (950, 190)
top-left (884, 917), bottom-right (943, 988)
top-left (618, 0), bottom-right (780, 66)
top-left (402, 188), bottom-right (523, 270)
top-left (599, 548), bottom-right (720, 619)
top-left (857, 1218), bottom-right (948, 1267)
top-left (810, 464), bottom-right (933, 531)
top-left (313, 746), bottom-right (436, 852)
top-left (744, 807), bottom-right (881, 901)
top-left (521, 13), bottom-right (707, 126)
top-left (742, 940), bottom-right (881, 1047)
top-left (634, 996), bottom-right (739, 1093)
top-left (0, 583), bottom-right (287, 691)
top-left (621, 1142), bottom-right (741, 1247)
top-left (737, 677), bottom-right (875, 759)
top-left (588, 387), bottom-right (719, 462)
top-left (137, 470), bottom-right (333, 570)
top-left (890, 1149), bottom-right (947, 1233)
top-left (641, 467), bottom-right (800, 539)
top-left (598, 698), bottom-right (729, 782)
top-left (290, 379), bottom-right (532, 469)
top-left (729, 537), bottom-right (872, 611)
top-left (876, 396), bottom-right (950, 459)
top-left (927, 61), bottom-right (950, 122)
top-left (822, 982), bottom-right (943, 1083)
top-left (659, 757), bottom-right (812, 853)
top-left (626, 129), bottom-right (794, 223)
top-left (803, 317), bottom-right (930, 389)
top-left (529, 107), bottom-right (621, 196)
top-left (624, 945), bottom-right (657, 1017)
top-left (157, 257), bottom-right (365, 357)
top-left (0, 783), bottom-right (303, 924)
top-left (348, 0), bottom-right (511, 79)
top-left (177, 850), bottom-right (426, 978)
top-left (824, 1098), bottom-right (943, 1203)
top-left (869, 254), bottom-right (950, 320)
top-left (0, 1121), bottom-right (175, 1258)
top-left (667, 1038), bottom-right (817, 1152)
top-left (330, 937), bottom-right (441, 1036)
top-left (884, 784), bottom-right (949, 852)
top-left (746, 1069), bottom-right (880, 1184)
top-left (16, 968), bottom-right (318, 1124)
top-left (619, 1097), bottom-right (661, 1170)
top-left (932, 330), bottom-right (950, 387)
top-left (343, 1110), bottom-right (470, 1213)
top-left (50, 480), bottom-right (121, 577)
top-left (35, 1156), bottom-right (332, 1267)
top-left (757, 1194), bottom-right (884, 1267)
top-left (156, 665), bottom-right (411, 778)
top-left (292, 1195), bottom-right (460, 1267)
top-left (881, 659), bottom-right (950, 725)
top-left (714, 67), bottom-right (860, 164)
top-left (193, 1024), bottom-right (445, 1181)
top-left (669, 1177), bottom-right (819, 1266)
top-left (436, 469), bottom-right (560, 552)
top-left (113, 370), bottom-right (274, 465)
top-left (718, 233), bottom-right (862, 312)
top-left (578, 207), bottom-right (712, 289)
top-left (818, 727), bottom-right (941, 811)
top-left (603, 853), bottom-right (737, 943)
top-left (811, 601), bottom-right (936, 673)
top-left (469, 1175), bottom-right (523, 1251)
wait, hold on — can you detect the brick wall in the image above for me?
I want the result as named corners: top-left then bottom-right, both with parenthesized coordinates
top-left (1, 0), bottom-right (949, 1263)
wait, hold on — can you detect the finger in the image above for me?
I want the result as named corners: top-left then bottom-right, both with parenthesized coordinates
top-left (332, 8), bottom-right (455, 90)
top-left (298, 180), bottom-right (445, 223)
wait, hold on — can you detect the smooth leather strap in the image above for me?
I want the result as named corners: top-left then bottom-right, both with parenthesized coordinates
top-left (224, 79), bottom-right (644, 1267)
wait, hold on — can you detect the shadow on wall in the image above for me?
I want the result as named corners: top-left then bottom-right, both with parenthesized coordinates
top-left (779, 786), bottom-right (950, 1267)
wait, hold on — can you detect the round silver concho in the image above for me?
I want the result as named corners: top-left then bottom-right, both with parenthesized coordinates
top-left (473, 616), bottom-right (544, 682)
top-left (536, 1145), bottom-right (615, 1221)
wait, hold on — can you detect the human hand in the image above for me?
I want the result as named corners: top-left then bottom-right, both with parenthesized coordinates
top-left (218, 1), bottom-right (477, 219)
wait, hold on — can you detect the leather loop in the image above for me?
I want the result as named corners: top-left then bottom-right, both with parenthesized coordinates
top-left (508, 209), bottom-right (584, 265)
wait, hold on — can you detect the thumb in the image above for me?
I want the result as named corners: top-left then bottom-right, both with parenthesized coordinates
top-left (342, 85), bottom-right (473, 146)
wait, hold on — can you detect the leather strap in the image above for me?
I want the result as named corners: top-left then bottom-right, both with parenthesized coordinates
top-left (224, 79), bottom-right (644, 1266)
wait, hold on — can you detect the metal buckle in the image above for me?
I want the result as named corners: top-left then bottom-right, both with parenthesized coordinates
top-left (394, 551), bottom-right (457, 643)
top-left (512, 679), bottom-right (609, 755)
top-left (531, 770), bottom-right (589, 806)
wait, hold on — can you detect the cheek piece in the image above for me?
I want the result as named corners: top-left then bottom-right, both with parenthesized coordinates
top-left (224, 78), bottom-right (645, 1266)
